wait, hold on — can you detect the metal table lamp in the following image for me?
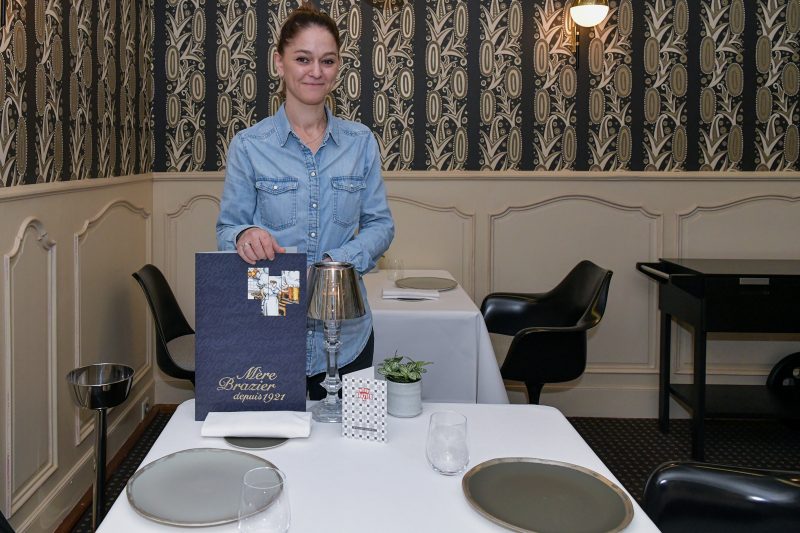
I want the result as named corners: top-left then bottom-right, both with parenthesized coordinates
top-left (307, 261), bottom-right (366, 422)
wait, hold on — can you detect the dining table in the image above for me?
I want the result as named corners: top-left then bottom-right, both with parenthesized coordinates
top-left (99, 399), bottom-right (658, 532)
top-left (363, 269), bottom-right (508, 404)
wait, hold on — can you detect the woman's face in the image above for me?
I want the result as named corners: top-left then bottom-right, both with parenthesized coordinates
top-left (275, 25), bottom-right (339, 106)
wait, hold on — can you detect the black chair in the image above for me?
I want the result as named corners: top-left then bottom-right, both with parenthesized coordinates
top-left (480, 260), bottom-right (612, 404)
top-left (132, 264), bottom-right (195, 387)
top-left (643, 461), bottom-right (800, 533)
top-left (0, 509), bottom-right (14, 533)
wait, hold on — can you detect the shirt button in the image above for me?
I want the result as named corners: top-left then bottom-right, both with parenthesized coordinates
top-left (307, 331), bottom-right (312, 336)
top-left (273, 185), bottom-right (278, 190)
top-left (310, 232), bottom-right (316, 238)
top-left (310, 171), bottom-right (317, 177)
top-left (312, 203), bottom-right (317, 208)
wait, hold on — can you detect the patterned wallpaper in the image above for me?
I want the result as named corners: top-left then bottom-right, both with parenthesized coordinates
top-left (150, 0), bottom-right (799, 173)
top-left (0, 0), bottom-right (153, 186)
top-left (2, 0), bottom-right (799, 185)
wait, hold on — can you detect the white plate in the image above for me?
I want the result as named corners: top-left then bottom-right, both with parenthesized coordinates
top-left (126, 448), bottom-right (274, 526)
top-left (395, 277), bottom-right (457, 291)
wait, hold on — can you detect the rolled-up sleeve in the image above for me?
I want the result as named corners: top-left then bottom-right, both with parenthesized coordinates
top-left (325, 134), bottom-right (394, 274)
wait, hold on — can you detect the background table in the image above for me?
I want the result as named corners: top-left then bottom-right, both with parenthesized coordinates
top-left (364, 269), bottom-right (507, 404)
top-left (100, 400), bottom-right (657, 532)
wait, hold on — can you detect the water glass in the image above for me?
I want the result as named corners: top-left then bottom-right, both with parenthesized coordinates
top-left (387, 257), bottom-right (405, 282)
top-left (238, 467), bottom-right (290, 533)
top-left (426, 411), bottom-right (469, 475)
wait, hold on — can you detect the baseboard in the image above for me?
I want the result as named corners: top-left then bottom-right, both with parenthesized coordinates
top-left (505, 383), bottom-right (691, 418)
top-left (54, 405), bottom-right (178, 533)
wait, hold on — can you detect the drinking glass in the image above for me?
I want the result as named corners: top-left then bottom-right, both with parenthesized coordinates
top-left (238, 467), bottom-right (290, 533)
top-left (426, 411), bottom-right (469, 475)
top-left (387, 258), bottom-right (405, 282)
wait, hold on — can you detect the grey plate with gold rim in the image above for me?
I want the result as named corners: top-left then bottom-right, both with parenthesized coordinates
top-left (225, 436), bottom-right (288, 450)
top-left (126, 448), bottom-right (275, 527)
top-left (462, 457), bottom-right (633, 533)
top-left (394, 277), bottom-right (457, 291)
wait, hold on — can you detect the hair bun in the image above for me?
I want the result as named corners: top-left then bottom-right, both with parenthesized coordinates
top-left (297, 2), bottom-right (319, 13)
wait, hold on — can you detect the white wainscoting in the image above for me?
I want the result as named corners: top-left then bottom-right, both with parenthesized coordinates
top-left (151, 171), bottom-right (800, 417)
top-left (0, 176), bottom-right (154, 532)
top-left (4, 219), bottom-right (58, 515)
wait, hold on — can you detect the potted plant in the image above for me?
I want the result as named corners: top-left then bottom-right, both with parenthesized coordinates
top-left (377, 354), bottom-right (432, 417)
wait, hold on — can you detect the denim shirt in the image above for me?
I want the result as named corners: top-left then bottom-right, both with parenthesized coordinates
top-left (216, 105), bottom-right (395, 376)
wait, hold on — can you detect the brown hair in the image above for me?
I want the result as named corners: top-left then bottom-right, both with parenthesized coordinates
top-left (277, 3), bottom-right (341, 55)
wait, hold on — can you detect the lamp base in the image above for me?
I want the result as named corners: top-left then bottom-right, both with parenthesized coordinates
top-left (311, 397), bottom-right (342, 423)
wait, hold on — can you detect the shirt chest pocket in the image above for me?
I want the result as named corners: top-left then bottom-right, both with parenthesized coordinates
top-left (331, 176), bottom-right (366, 227)
top-left (255, 177), bottom-right (299, 230)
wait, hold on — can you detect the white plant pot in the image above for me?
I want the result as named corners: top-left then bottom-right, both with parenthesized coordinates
top-left (386, 379), bottom-right (422, 418)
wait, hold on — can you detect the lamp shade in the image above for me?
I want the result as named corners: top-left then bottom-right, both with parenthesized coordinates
top-left (307, 261), bottom-right (366, 322)
top-left (570, 0), bottom-right (609, 27)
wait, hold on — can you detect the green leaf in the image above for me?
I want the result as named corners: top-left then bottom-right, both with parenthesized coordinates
top-left (376, 354), bottom-right (433, 383)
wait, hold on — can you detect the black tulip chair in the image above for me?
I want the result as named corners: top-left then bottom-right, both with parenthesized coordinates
top-left (481, 260), bottom-right (612, 404)
top-left (132, 264), bottom-right (195, 387)
top-left (643, 461), bottom-right (800, 533)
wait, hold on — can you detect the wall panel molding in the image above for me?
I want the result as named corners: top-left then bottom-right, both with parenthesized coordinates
top-left (488, 194), bottom-right (662, 373)
top-left (674, 194), bottom-right (800, 374)
top-left (488, 193), bottom-right (661, 289)
top-left (0, 176), bottom-right (154, 528)
top-left (164, 193), bottom-right (220, 283)
top-left (386, 195), bottom-right (476, 296)
top-left (3, 218), bottom-right (58, 515)
top-left (72, 199), bottom-right (151, 445)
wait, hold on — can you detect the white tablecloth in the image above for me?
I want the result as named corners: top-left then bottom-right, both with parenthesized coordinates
top-left (364, 269), bottom-right (507, 404)
top-left (99, 400), bottom-right (657, 532)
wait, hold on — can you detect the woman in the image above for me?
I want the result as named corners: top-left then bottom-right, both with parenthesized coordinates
top-left (216, 4), bottom-right (394, 399)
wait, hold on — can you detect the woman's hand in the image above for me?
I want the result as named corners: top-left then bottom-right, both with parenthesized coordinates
top-left (236, 227), bottom-right (286, 264)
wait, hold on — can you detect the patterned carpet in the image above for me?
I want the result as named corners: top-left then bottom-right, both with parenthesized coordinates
top-left (569, 417), bottom-right (800, 504)
top-left (71, 412), bottom-right (172, 533)
top-left (68, 413), bottom-right (800, 531)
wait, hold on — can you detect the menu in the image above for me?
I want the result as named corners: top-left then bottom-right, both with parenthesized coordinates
top-left (194, 251), bottom-right (307, 420)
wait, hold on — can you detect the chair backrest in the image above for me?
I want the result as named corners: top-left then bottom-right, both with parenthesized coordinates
top-left (0, 509), bottom-right (14, 533)
top-left (643, 461), bottom-right (800, 533)
top-left (548, 260), bottom-right (613, 328)
top-left (132, 264), bottom-right (195, 383)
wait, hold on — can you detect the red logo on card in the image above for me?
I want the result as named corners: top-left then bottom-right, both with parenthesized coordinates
top-left (357, 387), bottom-right (373, 401)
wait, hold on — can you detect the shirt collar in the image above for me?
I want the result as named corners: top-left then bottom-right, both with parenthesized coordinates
top-left (275, 104), bottom-right (340, 147)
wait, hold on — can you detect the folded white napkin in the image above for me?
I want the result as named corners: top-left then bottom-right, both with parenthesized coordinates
top-left (382, 288), bottom-right (440, 300)
top-left (201, 411), bottom-right (311, 438)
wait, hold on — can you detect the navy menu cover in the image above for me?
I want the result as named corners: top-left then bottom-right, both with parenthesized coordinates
top-left (195, 252), bottom-right (307, 420)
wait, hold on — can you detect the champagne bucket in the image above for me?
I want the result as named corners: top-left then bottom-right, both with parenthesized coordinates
top-left (67, 363), bottom-right (134, 530)
top-left (67, 363), bottom-right (134, 410)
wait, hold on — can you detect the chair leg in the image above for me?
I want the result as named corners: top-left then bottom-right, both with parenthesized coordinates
top-left (524, 381), bottom-right (544, 404)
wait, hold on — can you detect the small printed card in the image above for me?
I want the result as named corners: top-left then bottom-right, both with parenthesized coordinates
top-left (342, 367), bottom-right (387, 443)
